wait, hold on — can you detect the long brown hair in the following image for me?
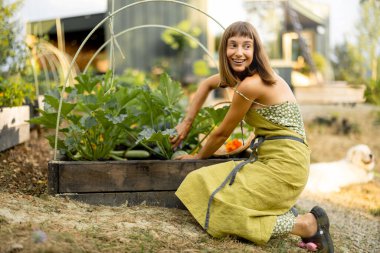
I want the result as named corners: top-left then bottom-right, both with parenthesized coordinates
top-left (219, 21), bottom-right (276, 87)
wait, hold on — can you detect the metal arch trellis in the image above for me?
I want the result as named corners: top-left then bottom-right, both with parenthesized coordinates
top-left (83, 24), bottom-right (218, 73)
top-left (53, 0), bottom-right (226, 160)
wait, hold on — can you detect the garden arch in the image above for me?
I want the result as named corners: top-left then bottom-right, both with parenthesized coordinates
top-left (53, 0), bottom-right (226, 159)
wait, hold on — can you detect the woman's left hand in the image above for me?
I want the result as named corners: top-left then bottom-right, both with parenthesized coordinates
top-left (174, 154), bottom-right (199, 160)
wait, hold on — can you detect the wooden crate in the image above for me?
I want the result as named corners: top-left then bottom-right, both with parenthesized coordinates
top-left (48, 159), bottom-right (228, 208)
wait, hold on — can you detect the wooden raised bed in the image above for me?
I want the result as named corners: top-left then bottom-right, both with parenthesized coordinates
top-left (0, 105), bottom-right (30, 152)
top-left (48, 159), bottom-right (228, 208)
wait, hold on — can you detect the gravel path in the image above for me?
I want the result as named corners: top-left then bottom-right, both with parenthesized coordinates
top-left (298, 193), bottom-right (380, 253)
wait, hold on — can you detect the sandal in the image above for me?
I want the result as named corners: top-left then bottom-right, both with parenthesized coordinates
top-left (301, 206), bottom-right (334, 253)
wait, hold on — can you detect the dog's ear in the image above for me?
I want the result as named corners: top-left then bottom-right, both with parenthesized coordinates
top-left (346, 146), bottom-right (356, 163)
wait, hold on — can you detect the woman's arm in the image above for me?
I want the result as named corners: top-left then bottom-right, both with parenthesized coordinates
top-left (171, 74), bottom-right (221, 149)
top-left (192, 79), bottom-right (260, 159)
top-left (177, 76), bottom-right (262, 160)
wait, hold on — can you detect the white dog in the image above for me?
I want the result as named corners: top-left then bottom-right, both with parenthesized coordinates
top-left (304, 144), bottom-right (375, 193)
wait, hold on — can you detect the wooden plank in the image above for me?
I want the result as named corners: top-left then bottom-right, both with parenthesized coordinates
top-left (0, 123), bottom-right (30, 152)
top-left (0, 105), bottom-right (30, 129)
top-left (58, 191), bottom-right (186, 208)
top-left (50, 159), bottom-right (228, 193)
top-left (48, 162), bottom-right (60, 194)
top-left (0, 106), bottom-right (30, 152)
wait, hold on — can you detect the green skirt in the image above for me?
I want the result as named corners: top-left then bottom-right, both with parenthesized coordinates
top-left (175, 137), bottom-right (310, 244)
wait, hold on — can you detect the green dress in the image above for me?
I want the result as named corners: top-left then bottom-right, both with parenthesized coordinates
top-left (175, 101), bottom-right (310, 245)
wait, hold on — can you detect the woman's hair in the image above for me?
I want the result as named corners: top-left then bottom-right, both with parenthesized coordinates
top-left (218, 21), bottom-right (276, 87)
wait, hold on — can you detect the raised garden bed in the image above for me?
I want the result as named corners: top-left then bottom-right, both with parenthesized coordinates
top-left (0, 105), bottom-right (30, 152)
top-left (48, 159), bottom-right (229, 208)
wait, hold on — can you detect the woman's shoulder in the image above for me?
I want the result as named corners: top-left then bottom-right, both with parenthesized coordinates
top-left (201, 74), bottom-right (221, 89)
top-left (238, 74), bottom-right (265, 93)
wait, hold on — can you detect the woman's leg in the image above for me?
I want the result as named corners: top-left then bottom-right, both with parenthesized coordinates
top-left (272, 207), bottom-right (334, 252)
top-left (291, 213), bottom-right (318, 237)
top-left (271, 210), bottom-right (319, 238)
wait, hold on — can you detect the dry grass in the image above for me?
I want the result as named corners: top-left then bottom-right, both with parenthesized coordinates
top-left (0, 103), bottom-right (379, 253)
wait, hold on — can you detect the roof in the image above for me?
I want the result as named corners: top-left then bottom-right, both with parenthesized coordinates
top-left (27, 13), bottom-right (106, 36)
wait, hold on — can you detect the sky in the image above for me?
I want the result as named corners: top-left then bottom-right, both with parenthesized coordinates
top-left (15, 0), bottom-right (360, 48)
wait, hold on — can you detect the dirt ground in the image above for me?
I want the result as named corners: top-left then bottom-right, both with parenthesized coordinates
top-left (0, 104), bottom-right (379, 253)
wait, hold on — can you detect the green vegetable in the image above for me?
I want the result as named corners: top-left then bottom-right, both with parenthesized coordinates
top-left (111, 150), bottom-right (150, 159)
top-left (124, 150), bottom-right (150, 159)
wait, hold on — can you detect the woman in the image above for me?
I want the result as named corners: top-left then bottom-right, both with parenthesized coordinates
top-left (170, 21), bottom-right (334, 252)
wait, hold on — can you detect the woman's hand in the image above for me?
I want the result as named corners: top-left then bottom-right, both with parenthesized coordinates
top-left (170, 119), bottom-right (192, 149)
top-left (173, 154), bottom-right (199, 160)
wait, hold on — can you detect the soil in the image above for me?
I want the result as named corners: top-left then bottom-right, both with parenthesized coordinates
top-left (0, 104), bottom-right (379, 253)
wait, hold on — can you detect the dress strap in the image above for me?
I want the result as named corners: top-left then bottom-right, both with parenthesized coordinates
top-left (233, 87), bottom-right (267, 107)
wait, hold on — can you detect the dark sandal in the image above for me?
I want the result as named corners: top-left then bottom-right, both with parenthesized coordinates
top-left (301, 206), bottom-right (334, 253)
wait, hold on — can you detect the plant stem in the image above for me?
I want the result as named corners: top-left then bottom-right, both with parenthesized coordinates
top-left (190, 125), bottom-right (216, 154)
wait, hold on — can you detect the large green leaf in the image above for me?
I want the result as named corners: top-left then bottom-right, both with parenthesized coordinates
top-left (43, 94), bottom-right (76, 116)
top-left (154, 73), bottom-right (183, 108)
top-left (115, 86), bottom-right (140, 108)
top-left (28, 111), bottom-right (58, 129)
top-left (203, 106), bottom-right (229, 125)
top-left (80, 115), bottom-right (98, 129)
top-left (75, 73), bottom-right (102, 94)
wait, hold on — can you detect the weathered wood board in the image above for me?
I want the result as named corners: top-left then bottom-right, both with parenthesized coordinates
top-left (0, 106), bottom-right (30, 152)
top-left (48, 159), bottom-right (230, 207)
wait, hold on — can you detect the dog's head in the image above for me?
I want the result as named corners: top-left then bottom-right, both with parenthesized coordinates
top-left (346, 144), bottom-right (375, 172)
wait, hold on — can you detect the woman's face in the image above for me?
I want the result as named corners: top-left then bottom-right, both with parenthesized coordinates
top-left (226, 36), bottom-right (254, 73)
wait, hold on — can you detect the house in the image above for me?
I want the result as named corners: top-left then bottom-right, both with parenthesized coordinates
top-left (243, 0), bottom-right (330, 86)
top-left (27, 13), bottom-right (107, 73)
top-left (242, 0), bottom-right (364, 104)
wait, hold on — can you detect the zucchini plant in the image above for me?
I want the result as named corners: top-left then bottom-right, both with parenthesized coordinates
top-left (31, 70), bottom-right (230, 161)
top-left (31, 71), bottom-right (140, 160)
top-left (133, 73), bottom-right (184, 159)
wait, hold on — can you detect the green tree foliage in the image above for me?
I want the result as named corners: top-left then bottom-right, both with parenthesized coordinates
top-left (0, 0), bottom-right (25, 75)
top-left (161, 20), bottom-right (201, 51)
top-left (331, 0), bottom-right (380, 105)
top-left (332, 40), bottom-right (366, 84)
top-left (160, 20), bottom-right (203, 84)
top-left (356, 0), bottom-right (380, 81)
top-left (0, 0), bottom-right (35, 107)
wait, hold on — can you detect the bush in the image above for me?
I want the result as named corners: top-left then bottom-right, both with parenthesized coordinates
top-left (0, 75), bottom-right (35, 107)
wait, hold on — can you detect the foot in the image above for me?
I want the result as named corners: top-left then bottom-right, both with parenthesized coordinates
top-left (301, 206), bottom-right (334, 253)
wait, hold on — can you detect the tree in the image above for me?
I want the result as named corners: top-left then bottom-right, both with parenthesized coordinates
top-left (331, 40), bottom-right (366, 84)
top-left (0, 0), bottom-right (25, 76)
top-left (356, 0), bottom-right (380, 80)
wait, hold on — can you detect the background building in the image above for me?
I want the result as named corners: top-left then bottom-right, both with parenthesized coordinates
top-left (26, 0), bottom-right (331, 87)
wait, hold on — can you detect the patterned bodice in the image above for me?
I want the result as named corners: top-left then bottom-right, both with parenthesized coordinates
top-left (247, 101), bottom-right (306, 138)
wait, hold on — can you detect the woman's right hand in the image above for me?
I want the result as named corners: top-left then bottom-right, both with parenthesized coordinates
top-left (170, 74), bottom-right (220, 150)
top-left (170, 119), bottom-right (192, 149)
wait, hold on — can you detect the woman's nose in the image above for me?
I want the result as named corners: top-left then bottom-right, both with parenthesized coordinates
top-left (235, 46), bottom-right (243, 55)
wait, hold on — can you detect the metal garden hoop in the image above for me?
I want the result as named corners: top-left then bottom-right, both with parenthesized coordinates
top-left (53, 0), bottom-right (226, 160)
top-left (83, 24), bottom-right (218, 73)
